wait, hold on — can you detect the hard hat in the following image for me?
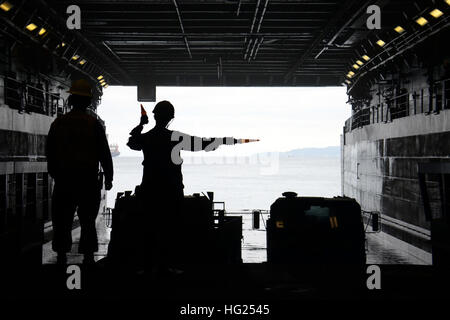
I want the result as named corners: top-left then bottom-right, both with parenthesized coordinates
top-left (153, 100), bottom-right (174, 119)
top-left (67, 79), bottom-right (93, 97)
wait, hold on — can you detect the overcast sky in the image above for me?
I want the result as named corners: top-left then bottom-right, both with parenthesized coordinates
top-left (97, 86), bottom-right (351, 157)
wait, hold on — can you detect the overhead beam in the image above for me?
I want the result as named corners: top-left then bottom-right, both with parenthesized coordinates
top-left (36, 0), bottom-right (134, 84)
top-left (283, 0), bottom-right (361, 83)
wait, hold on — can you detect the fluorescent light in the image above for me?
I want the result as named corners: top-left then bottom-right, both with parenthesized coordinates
top-left (394, 26), bottom-right (405, 33)
top-left (0, 1), bottom-right (13, 11)
top-left (97, 75), bottom-right (104, 80)
top-left (362, 55), bottom-right (370, 61)
top-left (71, 55), bottom-right (79, 60)
top-left (79, 59), bottom-right (86, 65)
top-left (104, 84), bottom-right (109, 89)
top-left (430, 9), bottom-right (443, 18)
top-left (100, 79), bottom-right (106, 84)
top-left (376, 39), bottom-right (385, 47)
top-left (353, 64), bottom-right (360, 69)
top-left (38, 28), bottom-right (46, 36)
top-left (416, 17), bottom-right (428, 26)
top-left (26, 23), bottom-right (38, 31)
top-left (345, 80), bottom-right (351, 84)
top-left (61, 42), bottom-right (66, 47)
top-left (101, 82), bottom-right (107, 87)
top-left (446, 0), bottom-right (450, 6)
top-left (356, 60), bottom-right (364, 66)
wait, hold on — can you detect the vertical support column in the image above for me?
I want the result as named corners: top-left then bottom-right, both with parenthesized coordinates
top-left (0, 77), bottom-right (5, 106)
top-left (0, 175), bottom-right (6, 234)
top-left (442, 80), bottom-right (447, 110)
top-left (420, 89), bottom-right (424, 113)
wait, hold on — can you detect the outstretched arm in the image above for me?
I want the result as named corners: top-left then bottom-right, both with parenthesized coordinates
top-left (172, 131), bottom-right (237, 152)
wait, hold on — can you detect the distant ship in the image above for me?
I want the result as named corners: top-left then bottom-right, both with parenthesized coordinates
top-left (110, 144), bottom-right (120, 157)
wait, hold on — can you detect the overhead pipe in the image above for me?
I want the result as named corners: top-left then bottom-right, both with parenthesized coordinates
top-left (315, 0), bottom-right (388, 59)
top-left (244, 0), bottom-right (261, 59)
top-left (283, 0), bottom-right (362, 83)
top-left (244, 0), bottom-right (269, 60)
top-left (172, 0), bottom-right (192, 58)
top-left (236, 0), bottom-right (242, 16)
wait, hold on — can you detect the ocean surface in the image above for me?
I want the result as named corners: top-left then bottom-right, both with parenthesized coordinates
top-left (107, 155), bottom-right (342, 210)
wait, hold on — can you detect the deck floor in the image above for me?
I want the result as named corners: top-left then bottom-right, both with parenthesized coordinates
top-left (43, 213), bottom-right (432, 265)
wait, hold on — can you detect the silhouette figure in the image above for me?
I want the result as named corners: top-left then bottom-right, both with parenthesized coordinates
top-left (46, 79), bottom-right (113, 265)
top-left (127, 100), bottom-right (236, 272)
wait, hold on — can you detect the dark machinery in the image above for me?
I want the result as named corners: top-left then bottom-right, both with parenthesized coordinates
top-left (267, 192), bottom-right (366, 270)
top-left (106, 188), bottom-right (242, 269)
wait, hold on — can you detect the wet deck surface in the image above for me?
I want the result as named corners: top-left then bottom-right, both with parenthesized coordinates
top-left (43, 213), bottom-right (432, 266)
top-left (22, 212), bottom-right (450, 304)
top-left (29, 213), bottom-right (447, 304)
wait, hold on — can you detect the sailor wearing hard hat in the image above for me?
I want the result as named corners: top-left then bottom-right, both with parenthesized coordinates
top-left (46, 79), bottom-right (113, 265)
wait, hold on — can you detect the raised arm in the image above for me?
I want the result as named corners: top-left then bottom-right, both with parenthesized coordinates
top-left (127, 114), bottom-right (148, 151)
top-left (127, 124), bottom-right (145, 151)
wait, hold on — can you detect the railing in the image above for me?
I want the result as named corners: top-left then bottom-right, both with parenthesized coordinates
top-left (3, 76), bottom-right (67, 116)
top-left (350, 108), bottom-right (370, 131)
top-left (345, 79), bottom-right (450, 134)
top-left (389, 90), bottom-right (409, 120)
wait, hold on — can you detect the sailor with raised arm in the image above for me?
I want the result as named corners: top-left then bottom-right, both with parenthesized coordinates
top-left (127, 100), bottom-right (257, 274)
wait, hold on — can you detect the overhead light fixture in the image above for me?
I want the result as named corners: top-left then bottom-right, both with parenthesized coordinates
top-left (61, 42), bottom-right (66, 47)
top-left (446, 0), bottom-right (450, 6)
top-left (353, 64), bottom-right (360, 69)
top-left (104, 84), bottom-right (109, 89)
top-left (416, 17), bottom-right (428, 26)
top-left (97, 75), bottom-right (104, 80)
top-left (345, 80), bottom-right (351, 84)
top-left (26, 23), bottom-right (38, 31)
top-left (356, 60), bottom-right (364, 66)
top-left (101, 82), bottom-right (107, 87)
top-left (79, 59), bottom-right (86, 65)
top-left (376, 39), bottom-right (385, 47)
top-left (0, 1), bottom-right (13, 11)
top-left (394, 26), bottom-right (405, 33)
top-left (429, 9), bottom-right (443, 18)
top-left (38, 28), bottom-right (47, 36)
top-left (71, 55), bottom-right (79, 61)
top-left (362, 55), bottom-right (370, 61)
top-left (100, 79), bottom-right (106, 84)
top-left (348, 71), bottom-right (355, 76)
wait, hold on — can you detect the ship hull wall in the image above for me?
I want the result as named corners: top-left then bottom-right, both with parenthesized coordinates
top-left (342, 110), bottom-right (450, 252)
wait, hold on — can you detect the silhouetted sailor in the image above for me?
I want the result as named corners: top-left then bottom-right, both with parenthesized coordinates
top-left (46, 79), bottom-right (113, 265)
top-left (127, 100), bottom-right (237, 272)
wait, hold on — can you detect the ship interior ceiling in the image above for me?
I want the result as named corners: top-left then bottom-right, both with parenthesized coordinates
top-left (2, 0), bottom-right (448, 91)
top-left (2, 0), bottom-right (450, 302)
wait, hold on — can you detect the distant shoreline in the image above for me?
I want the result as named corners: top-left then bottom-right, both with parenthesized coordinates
top-left (116, 146), bottom-right (341, 159)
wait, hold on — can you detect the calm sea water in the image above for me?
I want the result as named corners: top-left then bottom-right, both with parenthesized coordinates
top-left (107, 155), bottom-right (342, 210)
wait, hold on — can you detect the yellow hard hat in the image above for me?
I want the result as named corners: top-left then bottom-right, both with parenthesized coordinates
top-left (67, 79), bottom-right (93, 97)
